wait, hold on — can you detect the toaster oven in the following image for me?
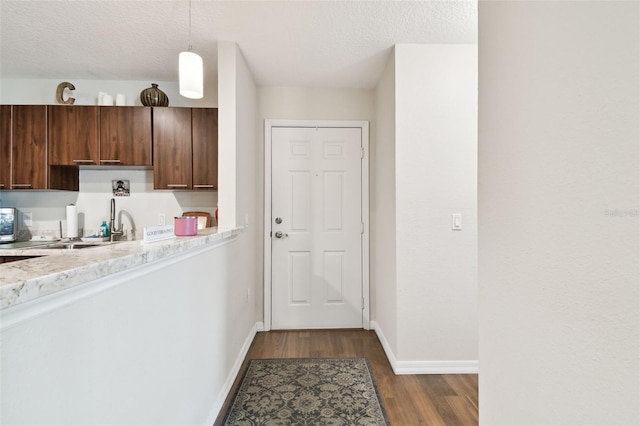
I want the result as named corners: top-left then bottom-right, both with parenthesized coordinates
top-left (0, 207), bottom-right (18, 242)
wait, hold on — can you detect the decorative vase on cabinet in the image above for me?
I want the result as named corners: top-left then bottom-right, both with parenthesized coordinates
top-left (140, 83), bottom-right (169, 107)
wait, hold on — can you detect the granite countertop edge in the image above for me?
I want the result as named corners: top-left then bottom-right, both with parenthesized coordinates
top-left (0, 227), bottom-right (243, 311)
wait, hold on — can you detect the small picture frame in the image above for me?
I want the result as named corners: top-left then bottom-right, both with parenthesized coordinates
top-left (112, 179), bottom-right (130, 196)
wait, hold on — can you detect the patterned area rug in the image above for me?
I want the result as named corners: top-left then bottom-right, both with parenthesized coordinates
top-left (222, 358), bottom-right (389, 425)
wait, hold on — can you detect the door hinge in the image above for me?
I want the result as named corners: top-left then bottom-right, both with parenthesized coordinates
top-left (361, 298), bottom-right (365, 310)
top-left (361, 147), bottom-right (364, 159)
top-left (361, 222), bottom-right (364, 234)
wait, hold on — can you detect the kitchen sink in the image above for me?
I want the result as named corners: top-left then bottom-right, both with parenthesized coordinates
top-left (38, 242), bottom-right (105, 250)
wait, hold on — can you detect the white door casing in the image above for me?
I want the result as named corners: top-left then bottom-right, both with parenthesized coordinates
top-left (264, 120), bottom-right (370, 331)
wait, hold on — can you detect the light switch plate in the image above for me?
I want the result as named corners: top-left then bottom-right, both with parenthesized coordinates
top-left (452, 213), bottom-right (462, 230)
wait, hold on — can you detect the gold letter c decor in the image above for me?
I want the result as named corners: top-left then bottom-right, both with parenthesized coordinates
top-left (56, 82), bottom-right (76, 104)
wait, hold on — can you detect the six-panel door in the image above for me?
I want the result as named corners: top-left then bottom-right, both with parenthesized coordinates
top-left (271, 126), bottom-right (363, 329)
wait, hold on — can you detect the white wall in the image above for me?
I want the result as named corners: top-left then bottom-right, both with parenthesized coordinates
top-left (1, 238), bottom-right (255, 425)
top-left (479, 1), bottom-right (639, 424)
top-left (372, 50), bottom-right (398, 354)
top-left (394, 44), bottom-right (478, 363)
top-left (234, 46), bottom-right (259, 232)
top-left (373, 44), bottom-right (478, 371)
top-left (232, 44), bottom-right (262, 325)
top-left (217, 43), bottom-right (237, 229)
top-left (216, 41), bottom-right (262, 329)
top-left (258, 86), bottom-right (374, 122)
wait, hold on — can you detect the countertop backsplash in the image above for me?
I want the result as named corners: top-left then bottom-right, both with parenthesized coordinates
top-left (0, 169), bottom-right (217, 241)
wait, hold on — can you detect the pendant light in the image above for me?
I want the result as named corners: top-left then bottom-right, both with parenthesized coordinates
top-left (179, 0), bottom-right (203, 99)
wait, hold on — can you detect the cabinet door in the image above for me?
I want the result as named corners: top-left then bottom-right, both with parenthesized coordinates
top-left (192, 108), bottom-right (218, 190)
top-left (12, 105), bottom-right (47, 189)
top-left (153, 107), bottom-right (192, 189)
top-left (0, 106), bottom-right (10, 189)
top-left (48, 106), bottom-right (99, 165)
top-left (100, 106), bottom-right (152, 166)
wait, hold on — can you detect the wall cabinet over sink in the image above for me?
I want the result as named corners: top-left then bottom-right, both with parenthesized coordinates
top-left (48, 106), bottom-right (152, 167)
top-left (48, 105), bottom-right (100, 166)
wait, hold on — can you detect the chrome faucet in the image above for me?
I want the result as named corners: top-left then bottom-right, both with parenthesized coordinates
top-left (109, 198), bottom-right (124, 242)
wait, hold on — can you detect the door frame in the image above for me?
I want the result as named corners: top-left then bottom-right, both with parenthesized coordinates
top-left (263, 119), bottom-right (370, 331)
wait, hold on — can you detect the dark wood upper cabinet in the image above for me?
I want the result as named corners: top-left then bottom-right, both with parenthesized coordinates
top-left (11, 105), bottom-right (48, 189)
top-left (3, 104), bottom-right (216, 192)
top-left (100, 106), bottom-right (152, 166)
top-left (153, 107), bottom-right (193, 190)
top-left (192, 108), bottom-right (218, 190)
top-left (0, 105), bottom-right (11, 189)
top-left (48, 105), bottom-right (99, 166)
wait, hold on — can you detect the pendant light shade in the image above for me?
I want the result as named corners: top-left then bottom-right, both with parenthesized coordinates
top-left (179, 50), bottom-right (203, 99)
top-left (179, 0), bottom-right (203, 99)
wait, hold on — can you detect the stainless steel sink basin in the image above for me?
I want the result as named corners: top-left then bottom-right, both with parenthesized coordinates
top-left (39, 242), bottom-right (103, 250)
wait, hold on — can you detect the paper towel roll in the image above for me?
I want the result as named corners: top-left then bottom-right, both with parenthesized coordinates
top-left (66, 204), bottom-right (78, 239)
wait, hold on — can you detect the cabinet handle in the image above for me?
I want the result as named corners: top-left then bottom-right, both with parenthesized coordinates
top-left (73, 160), bottom-right (95, 164)
top-left (11, 184), bottom-right (32, 188)
top-left (167, 184), bottom-right (189, 188)
top-left (100, 159), bottom-right (121, 163)
top-left (193, 184), bottom-right (215, 189)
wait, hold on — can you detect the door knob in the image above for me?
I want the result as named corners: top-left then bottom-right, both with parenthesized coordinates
top-left (274, 231), bottom-right (288, 239)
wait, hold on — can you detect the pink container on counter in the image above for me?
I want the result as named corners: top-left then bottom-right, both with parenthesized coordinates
top-left (174, 216), bottom-right (198, 236)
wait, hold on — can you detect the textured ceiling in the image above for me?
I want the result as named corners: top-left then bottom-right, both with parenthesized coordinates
top-left (0, 0), bottom-right (477, 89)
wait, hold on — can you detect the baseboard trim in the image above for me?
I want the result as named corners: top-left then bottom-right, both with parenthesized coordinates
top-left (393, 359), bottom-right (478, 375)
top-left (371, 321), bottom-right (399, 373)
top-left (204, 322), bottom-right (257, 425)
top-left (371, 321), bottom-right (478, 375)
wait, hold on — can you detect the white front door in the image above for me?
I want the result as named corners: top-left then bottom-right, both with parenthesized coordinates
top-left (271, 126), bottom-right (363, 329)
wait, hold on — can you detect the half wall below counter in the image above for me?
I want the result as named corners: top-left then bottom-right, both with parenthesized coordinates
top-left (0, 225), bottom-right (259, 425)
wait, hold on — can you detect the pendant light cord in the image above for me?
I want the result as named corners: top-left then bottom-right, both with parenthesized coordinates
top-left (188, 0), bottom-right (193, 52)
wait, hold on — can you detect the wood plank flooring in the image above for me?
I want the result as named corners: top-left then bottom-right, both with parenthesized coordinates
top-left (214, 329), bottom-right (478, 425)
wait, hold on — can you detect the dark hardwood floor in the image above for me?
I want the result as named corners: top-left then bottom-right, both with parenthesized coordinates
top-left (214, 329), bottom-right (478, 425)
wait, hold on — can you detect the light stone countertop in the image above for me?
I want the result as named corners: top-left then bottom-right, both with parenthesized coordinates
top-left (0, 227), bottom-right (242, 311)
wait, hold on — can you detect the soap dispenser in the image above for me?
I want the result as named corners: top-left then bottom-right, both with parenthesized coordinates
top-left (100, 220), bottom-right (110, 238)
